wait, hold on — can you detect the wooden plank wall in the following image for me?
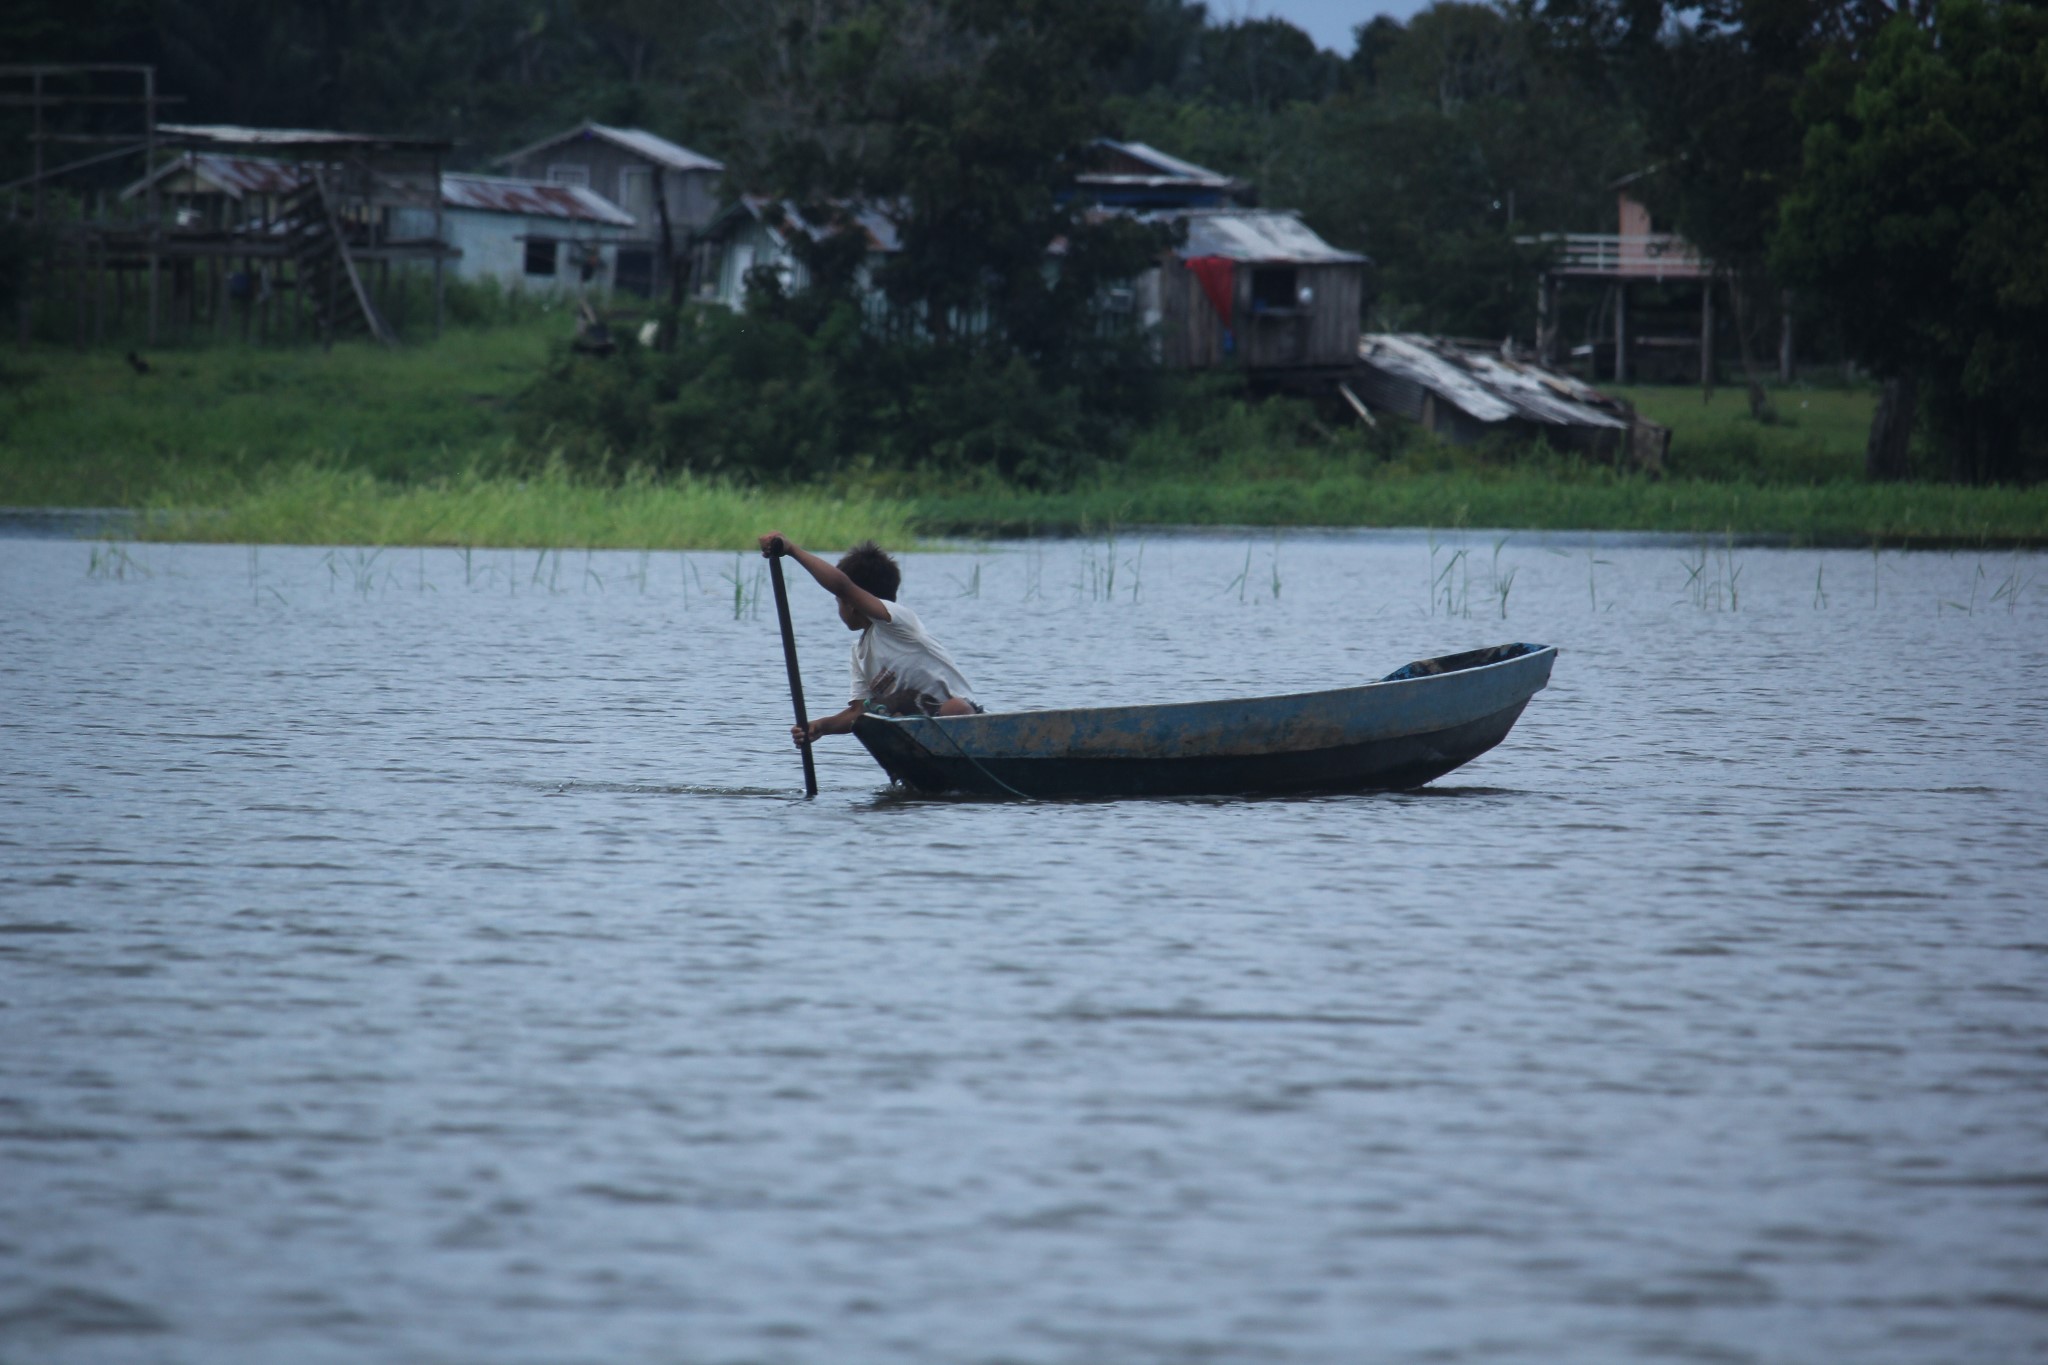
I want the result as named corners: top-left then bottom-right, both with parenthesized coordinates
top-left (1157, 257), bottom-right (1361, 372)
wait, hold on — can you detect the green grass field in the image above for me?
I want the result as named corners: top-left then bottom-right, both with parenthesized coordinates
top-left (3, 328), bottom-right (2042, 547)
top-left (0, 325), bottom-right (549, 506)
top-left (1613, 383), bottom-right (1881, 484)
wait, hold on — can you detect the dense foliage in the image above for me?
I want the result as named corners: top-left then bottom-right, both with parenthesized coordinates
top-left (518, 306), bottom-right (1168, 486)
top-left (11, 0), bottom-right (2047, 484)
top-left (1773, 0), bottom-right (2048, 483)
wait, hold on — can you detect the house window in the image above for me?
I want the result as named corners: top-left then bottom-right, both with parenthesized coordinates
top-left (614, 248), bottom-right (654, 297)
top-left (1251, 266), bottom-right (1298, 311)
top-left (617, 166), bottom-right (653, 223)
top-left (546, 164), bottom-right (589, 189)
top-left (525, 237), bottom-right (559, 277)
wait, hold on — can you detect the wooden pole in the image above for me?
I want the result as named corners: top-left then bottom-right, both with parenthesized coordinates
top-left (431, 148), bottom-right (445, 338)
top-left (145, 67), bottom-right (159, 349)
top-left (21, 69), bottom-right (43, 348)
top-left (1778, 288), bottom-right (1794, 383)
top-left (766, 551), bottom-right (819, 798)
top-left (1613, 282), bottom-right (1628, 385)
top-left (1699, 279), bottom-right (1714, 395)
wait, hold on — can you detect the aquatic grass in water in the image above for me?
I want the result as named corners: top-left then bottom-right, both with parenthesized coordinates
top-left (1077, 535), bottom-right (1133, 603)
top-left (85, 541), bottom-right (151, 581)
top-left (1225, 542), bottom-right (1254, 603)
top-left (1990, 553), bottom-right (2036, 615)
top-left (1435, 546), bottom-right (1470, 618)
top-left (78, 527), bottom-right (2047, 635)
top-left (718, 555), bottom-right (764, 620)
top-left (1678, 534), bottom-right (1742, 611)
top-left (1940, 560), bottom-right (1988, 616)
top-left (1491, 537), bottom-right (1516, 620)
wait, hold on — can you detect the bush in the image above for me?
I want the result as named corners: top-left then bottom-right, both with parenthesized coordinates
top-left (515, 303), bottom-right (1164, 487)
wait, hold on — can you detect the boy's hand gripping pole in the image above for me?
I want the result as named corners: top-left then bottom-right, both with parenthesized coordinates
top-left (766, 547), bottom-right (819, 797)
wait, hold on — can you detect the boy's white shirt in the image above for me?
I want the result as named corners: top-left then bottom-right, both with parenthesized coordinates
top-left (849, 603), bottom-right (975, 706)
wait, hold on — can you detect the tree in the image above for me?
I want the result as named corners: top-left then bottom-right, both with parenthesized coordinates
top-left (1774, 0), bottom-right (2048, 483)
top-left (1295, 4), bottom-right (1640, 337)
top-left (746, 0), bottom-right (1166, 372)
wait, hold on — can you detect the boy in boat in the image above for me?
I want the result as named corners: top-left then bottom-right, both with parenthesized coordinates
top-left (757, 533), bottom-right (979, 749)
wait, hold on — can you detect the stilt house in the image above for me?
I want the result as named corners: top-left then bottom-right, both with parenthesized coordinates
top-left (494, 122), bottom-right (723, 297)
top-left (1146, 208), bottom-right (1366, 376)
top-left (390, 173), bottom-right (640, 296)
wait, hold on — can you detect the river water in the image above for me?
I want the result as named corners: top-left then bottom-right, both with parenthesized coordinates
top-left (2, 530), bottom-right (2044, 1364)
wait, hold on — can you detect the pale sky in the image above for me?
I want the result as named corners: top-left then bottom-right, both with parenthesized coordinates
top-left (1224, 0), bottom-right (1436, 55)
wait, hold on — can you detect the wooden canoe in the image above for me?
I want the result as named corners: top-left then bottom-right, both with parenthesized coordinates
top-left (853, 642), bottom-right (1557, 798)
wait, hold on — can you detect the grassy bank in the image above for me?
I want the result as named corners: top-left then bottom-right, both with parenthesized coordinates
top-left (139, 462), bottom-right (915, 551)
top-left (906, 469), bottom-right (2048, 546)
top-left (0, 324), bottom-right (552, 506)
top-left (4, 330), bottom-right (2044, 547)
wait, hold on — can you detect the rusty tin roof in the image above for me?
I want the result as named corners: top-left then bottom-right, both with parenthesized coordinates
top-left (122, 152), bottom-right (311, 201)
top-left (496, 121), bottom-right (723, 175)
top-left (442, 173), bottom-right (637, 227)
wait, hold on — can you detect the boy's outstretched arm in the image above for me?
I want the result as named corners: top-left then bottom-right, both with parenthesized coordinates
top-left (791, 700), bottom-right (864, 749)
top-left (758, 532), bottom-right (892, 622)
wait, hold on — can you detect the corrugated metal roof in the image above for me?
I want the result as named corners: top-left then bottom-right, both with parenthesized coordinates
top-left (497, 121), bottom-right (722, 174)
top-left (160, 122), bottom-right (449, 150)
top-left (1087, 139), bottom-right (1238, 186)
top-left (589, 124), bottom-right (722, 173)
top-left (1357, 334), bottom-right (1630, 430)
top-left (442, 173), bottom-right (637, 226)
top-left (1157, 209), bottom-right (1365, 265)
top-left (121, 152), bottom-right (310, 201)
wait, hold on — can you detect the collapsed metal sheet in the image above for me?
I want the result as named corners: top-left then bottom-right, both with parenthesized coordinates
top-left (1357, 333), bottom-right (1631, 431)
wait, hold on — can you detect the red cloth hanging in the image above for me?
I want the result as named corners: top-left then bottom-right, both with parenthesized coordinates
top-left (1185, 256), bottom-right (1235, 331)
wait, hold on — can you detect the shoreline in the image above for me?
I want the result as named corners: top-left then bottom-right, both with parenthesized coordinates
top-left (5, 331), bottom-right (2045, 550)
top-left (7, 503), bottom-right (2043, 553)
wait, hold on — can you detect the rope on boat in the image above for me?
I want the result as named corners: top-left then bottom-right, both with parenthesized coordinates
top-left (925, 718), bottom-right (1037, 800)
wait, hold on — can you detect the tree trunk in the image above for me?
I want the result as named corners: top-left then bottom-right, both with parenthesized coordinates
top-left (1866, 374), bottom-right (1916, 481)
top-left (1724, 272), bottom-right (1776, 423)
top-left (654, 167), bottom-right (678, 352)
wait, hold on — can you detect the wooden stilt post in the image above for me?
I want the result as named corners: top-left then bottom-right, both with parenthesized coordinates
top-left (74, 240), bottom-right (88, 349)
top-left (145, 67), bottom-right (160, 349)
top-left (21, 69), bottom-right (45, 348)
top-left (1778, 289), bottom-right (1793, 383)
top-left (1700, 279), bottom-right (1714, 394)
top-left (431, 148), bottom-right (445, 339)
top-left (1613, 282), bottom-right (1628, 385)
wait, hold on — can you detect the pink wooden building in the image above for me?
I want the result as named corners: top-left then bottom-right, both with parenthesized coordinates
top-left (1528, 178), bottom-right (1712, 384)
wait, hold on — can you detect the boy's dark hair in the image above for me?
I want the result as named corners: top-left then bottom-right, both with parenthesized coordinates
top-left (838, 541), bottom-right (900, 601)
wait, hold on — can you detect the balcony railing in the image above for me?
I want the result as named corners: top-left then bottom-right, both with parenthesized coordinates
top-left (1524, 232), bottom-right (1709, 280)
